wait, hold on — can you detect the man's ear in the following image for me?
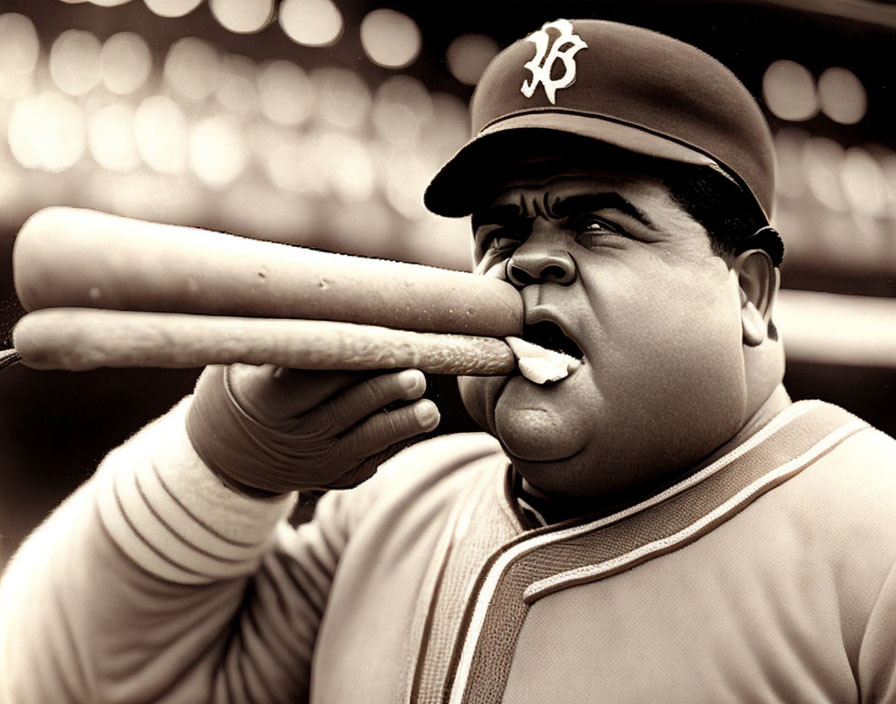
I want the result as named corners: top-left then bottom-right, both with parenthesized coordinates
top-left (732, 249), bottom-right (779, 347)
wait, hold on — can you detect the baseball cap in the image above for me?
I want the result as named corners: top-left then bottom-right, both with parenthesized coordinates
top-left (424, 19), bottom-right (776, 223)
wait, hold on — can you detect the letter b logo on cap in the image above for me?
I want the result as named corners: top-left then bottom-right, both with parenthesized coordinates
top-left (521, 19), bottom-right (588, 105)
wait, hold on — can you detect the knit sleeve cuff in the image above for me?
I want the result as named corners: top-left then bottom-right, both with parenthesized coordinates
top-left (94, 398), bottom-right (297, 585)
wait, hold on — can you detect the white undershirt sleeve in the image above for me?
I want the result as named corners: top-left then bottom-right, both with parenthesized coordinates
top-left (0, 397), bottom-right (347, 704)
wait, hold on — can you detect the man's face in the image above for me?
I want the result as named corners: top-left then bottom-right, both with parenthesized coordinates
top-left (458, 160), bottom-right (749, 500)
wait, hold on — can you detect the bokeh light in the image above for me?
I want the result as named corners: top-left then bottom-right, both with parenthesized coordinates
top-left (86, 170), bottom-right (204, 223)
top-left (881, 155), bottom-right (896, 219)
top-left (776, 290), bottom-right (896, 368)
top-left (143, 0), bottom-right (203, 18)
top-left (257, 60), bottom-right (312, 125)
top-left (312, 68), bottom-right (371, 131)
top-left (0, 13), bottom-right (40, 100)
top-left (8, 91), bottom-right (86, 171)
top-left (219, 180), bottom-right (317, 243)
top-left (252, 124), bottom-right (328, 195)
top-left (840, 146), bottom-right (888, 217)
top-left (279, 0), bottom-right (344, 47)
top-left (0, 156), bottom-right (24, 217)
top-left (134, 95), bottom-right (189, 173)
top-left (802, 136), bottom-right (847, 211)
top-left (164, 37), bottom-right (220, 101)
top-left (210, 0), bottom-right (275, 34)
top-left (818, 67), bottom-right (867, 126)
top-left (216, 54), bottom-right (260, 116)
top-left (381, 147), bottom-right (430, 220)
top-left (316, 132), bottom-right (376, 202)
top-left (50, 30), bottom-right (103, 97)
top-left (371, 75), bottom-right (433, 145)
top-left (419, 92), bottom-right (470, 164)
top-left (101, 32), bottom-right (152, 95)
top-left (763, 60), bottom-right (818, 122)
top-left (360, 9), bottom-right (421, 69)
top-left (189, 114), bottom-right (249, 188)
top-left (326, 198), bottom-right (394, 255)
top-left (772, 128), bottom-right (809, 200)
top-left (88, 103), bottom-right (141, 172)
top-left (446, 34), bottom-right (499, 86)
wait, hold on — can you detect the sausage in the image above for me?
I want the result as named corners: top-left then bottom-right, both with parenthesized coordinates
top-left (13, 207), bottom-right (523, 337)
top-left (12, 308), bottom-right (518, 375)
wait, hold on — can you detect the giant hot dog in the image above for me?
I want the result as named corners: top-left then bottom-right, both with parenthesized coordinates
top-left (10, 209), bottom-right (579, 383)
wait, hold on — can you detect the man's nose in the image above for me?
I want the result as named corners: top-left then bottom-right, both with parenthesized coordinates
top-left (505, 228), bottom-right (576, 287)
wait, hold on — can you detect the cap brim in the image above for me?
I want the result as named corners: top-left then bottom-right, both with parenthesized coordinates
top-left (424, 111), bottom-right (723, 217)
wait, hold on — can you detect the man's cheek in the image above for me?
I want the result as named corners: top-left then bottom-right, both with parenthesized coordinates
top-left (457, 375), bottom-right (498, 433)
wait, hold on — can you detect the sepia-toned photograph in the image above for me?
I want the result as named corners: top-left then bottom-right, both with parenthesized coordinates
top-left (1, 0), bottom-right (896, 701)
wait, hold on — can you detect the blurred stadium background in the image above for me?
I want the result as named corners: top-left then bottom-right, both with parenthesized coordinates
top-left (1, 0), bottom-right (895, 566)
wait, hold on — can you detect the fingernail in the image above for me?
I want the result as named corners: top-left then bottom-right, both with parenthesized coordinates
top-left (399, 369), bottom-right (425, 397)
top-left (415, 400), bottom-right (439, 428)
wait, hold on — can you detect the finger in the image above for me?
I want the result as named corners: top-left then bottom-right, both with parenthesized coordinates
top-left (228, 364), bottom-right (366, 425)
top-left (309, 369), bottom-right (427, 431)
top-left (325, 439), bottom-right (415, 489)
top-left (337, 398), bottom-right (440, 465)
top-left (315, 431), bottom-right (426, 490)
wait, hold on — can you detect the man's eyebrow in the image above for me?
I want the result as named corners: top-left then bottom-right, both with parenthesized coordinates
top-left (549, 193), bottom-right (653, 227)
top-left (472, 204), bottom-right (524, 232)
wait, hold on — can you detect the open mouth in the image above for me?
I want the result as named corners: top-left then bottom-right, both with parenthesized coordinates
top-left (521, 321), bottom-right (584, 360)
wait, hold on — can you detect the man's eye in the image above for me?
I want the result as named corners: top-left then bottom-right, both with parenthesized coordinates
top-left (476, 228), bottom-right (521, 255)
top-left (574, 215), bottom-right (625, 246)
top-left (489, 234), bottom-right (520, 251)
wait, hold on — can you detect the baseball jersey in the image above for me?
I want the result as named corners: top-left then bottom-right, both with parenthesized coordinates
top-left (2, 398), bottom-right (896, 703)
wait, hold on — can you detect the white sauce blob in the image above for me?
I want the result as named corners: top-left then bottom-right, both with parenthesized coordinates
top-left (505, 336), bottom-right (581, 384)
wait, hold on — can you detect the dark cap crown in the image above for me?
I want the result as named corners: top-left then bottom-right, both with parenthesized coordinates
top-left (425, 19), bottom-right (775, 221)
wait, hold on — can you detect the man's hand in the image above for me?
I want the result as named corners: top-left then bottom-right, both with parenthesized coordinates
top-left (186, 365), bottom-right (440, 495)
